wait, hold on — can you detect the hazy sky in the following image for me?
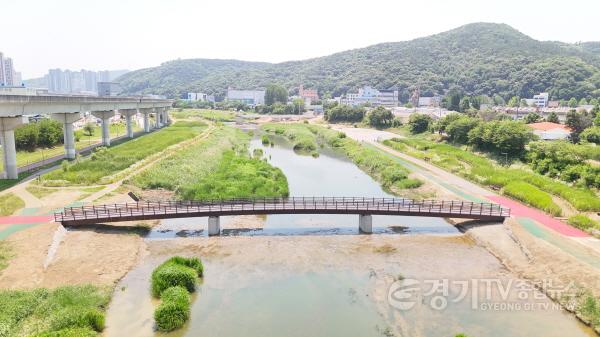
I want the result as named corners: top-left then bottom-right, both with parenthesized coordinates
top-left (2, 0), bottom-right (598, 79)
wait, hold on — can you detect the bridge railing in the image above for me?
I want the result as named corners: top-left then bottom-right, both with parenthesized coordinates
top-left (55, 197), bottom-right (510, 223)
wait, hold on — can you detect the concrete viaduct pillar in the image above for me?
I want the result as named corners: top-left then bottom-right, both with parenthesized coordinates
top-left (359, 214), bottom-right (372, 234)
top-left (51, 113), bottom-right (82, 159)
top-left (140, 108), bottom-right (152, 133)
top-left (92, 110), bottom-right (115, 146)
top-left (208, 216), bottom-right (220, 236)
top-left (0, 117), bottom-right (27, 179)
top-left (155, 107), bottom-right (164, 129)
top-left (120, 108), bottom-right (138, 138)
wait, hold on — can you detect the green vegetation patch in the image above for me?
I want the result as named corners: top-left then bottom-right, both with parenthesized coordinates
top-left (0, 285), bottom-right (110, 337)
top-left (503, 181), bottom-right (562, 216)
top-left (308, 125), bottom-right (422, 191)
top-left (171, 109), bottom-right (236, 122)
top-left (151, 257), bottom-right (203, 332)
top-left (26, 186), bottom-right (57, 199)
top-left (0, 240), bottom-right (13, 272)
top-left (568, 214), bottom-right (600, 235)
top-left (42, 121), bottom-right (206, 186)
top-left (0, 193), bottom-right (25, 216)
top-left (384, 138), bottom-right (600, 212)
top-left (133, 126), bottom-right (288, 200)
top-left (262, 123), bottom-right (318, 154)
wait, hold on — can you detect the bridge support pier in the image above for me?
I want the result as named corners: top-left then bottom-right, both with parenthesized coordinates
top-left (208, 216), bottom-right (220, 236)
top-left (51, 113), bottom-right (82, 159)
top-left (120, 109), bottom-right (137, 138)
top-left (359, 214), bottom-right (372, 234)
top-left (92, 110), bottom-right (116, 146)
top-left (139, 108), bottom-right (152, 133)
top-left (0, 116), bottom-right (27, 179)
top-left (155, 108), bottom-right (163, 128)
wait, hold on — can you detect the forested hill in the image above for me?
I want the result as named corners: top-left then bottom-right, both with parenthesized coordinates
top-left (117, 23), bottom-right (600, 101)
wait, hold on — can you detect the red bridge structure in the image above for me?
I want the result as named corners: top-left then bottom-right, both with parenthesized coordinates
top-left (54, 197), bottom-right (510, 235)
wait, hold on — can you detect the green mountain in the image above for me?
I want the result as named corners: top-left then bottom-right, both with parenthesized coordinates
top-left (118, 23), bottom-right (600, 101)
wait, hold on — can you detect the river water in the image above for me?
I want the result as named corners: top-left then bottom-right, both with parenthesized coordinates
top-left (104, 131), bottom-right (595, 337)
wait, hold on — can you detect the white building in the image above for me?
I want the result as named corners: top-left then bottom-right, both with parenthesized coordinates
top-left (186, 92), bottom-right (215, 102)
top-left (226, 88), bottom-right (265, 106)
top-left (533, 93), bottom-right (549, 108)
top-left (341, 86), bottom-right (399, 107)
top-left (0, 52), bottom-right (19, 87)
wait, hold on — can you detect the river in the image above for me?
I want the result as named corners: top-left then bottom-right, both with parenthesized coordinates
top-left (104, 130), bottom-right (595, 337)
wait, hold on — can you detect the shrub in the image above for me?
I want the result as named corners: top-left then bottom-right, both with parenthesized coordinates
top-left (165, 256), bottom-right (203, 277)
top-left (154, 301), bottom-right (190, 332)
top-left (568, 214), bottom-right (599, 231)
top-left (261, 135), bottom-right (271, 145)
top-left (502, 181), bottom-right (562, 216)
top-left (408, 113), bottom-right (432, 134)
top-left (151, 264), bottom-right (197, 297)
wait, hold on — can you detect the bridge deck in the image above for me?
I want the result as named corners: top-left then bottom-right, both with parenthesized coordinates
top-left (55, 197), bottom-right (510, 226)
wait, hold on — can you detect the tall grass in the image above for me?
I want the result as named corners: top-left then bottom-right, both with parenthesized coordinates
top-left (133, 126), bottom-right (289, 200)
top-left (384, 138), bottom-right (600, 212)
top-left (171, 109), bottom-right (235, 122)
top-left (42, 122), bottom-right (206, 186)
top-left (503, 181), bottom-right (562, 216)
top-left (0, 285), bottom-right (110, 337)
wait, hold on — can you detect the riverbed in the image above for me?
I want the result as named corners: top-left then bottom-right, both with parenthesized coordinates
top-left (104, 130), bottom-right (595, 337)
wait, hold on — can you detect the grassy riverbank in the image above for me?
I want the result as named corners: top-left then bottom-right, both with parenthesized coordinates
top-left (131, 126), bottom-right (288, 200)
top-left (0, 285), bottom-right (110, 337)
top-left (171, 109), bottom-right (236, 122)
top-left (262, 123), bottom-right (422, 192)
top-left (384, 137), bottom-right (600, 216)
top-left (40, 121), bottom-right (206, 186)
top-left (0, 193), bottom-right (25, 216)
top-left (262, 123), bottom-right (318, 155)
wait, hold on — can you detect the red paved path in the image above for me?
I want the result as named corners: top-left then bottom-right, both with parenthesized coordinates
top-left (0, 216), bottom-right (53, 225)
top-left (486, 195), bottom-right (589, 237)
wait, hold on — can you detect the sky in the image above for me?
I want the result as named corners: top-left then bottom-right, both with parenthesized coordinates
top-left (2, 0), bottom-right (598, 79)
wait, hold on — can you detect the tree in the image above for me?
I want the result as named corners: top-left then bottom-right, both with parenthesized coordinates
top-left (507, 96), bottom-right (520, 107)
top-left (446, 117), bottom-right (481, 143)
top-left (579, 98), bottom-right (588, 106)
top-left (434, 112), bottom-right (462, 133)
top-left (519, 99), bottom-right (528, 107)
top-left (524, 112), bottom-right (542, 124)
top-left (37, 119), bottom-right (63, 147)
top-left (565, 110), bottom-right (593, 143)
top-left (14, 124), bottom-right (39, 151)
top-left (408, 113), bottom-right (432, 134)
top-left (568, 97), bottom-right (578, 108)
top-left (546, 112), bottom-right (560, 123)
top-left (492, 94), bottom-right (505, 106)
top-left (468, 120), bottom-right (534, 155)
top-left (470, 96), bottom-right (481, 110)
top-left (580, 126), bottom-right (600, 144)
top-left (292, 98), bottom-right (305, 114)
top-left (459, 97), bottom-right (471, 112)
top-left (366, 106), bottom-right (394, 128)
top-left (265, 84), bottom-right (288, 106)
top-left (559, 99), bottom-right (568, 107)
top-left (324, 105), bottom-right (366, 123)
top-left (83, 122), bottom-right (95, 136)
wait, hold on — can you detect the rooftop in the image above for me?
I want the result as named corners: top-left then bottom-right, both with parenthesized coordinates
top-left (527, 122), bottom-right (571, 131)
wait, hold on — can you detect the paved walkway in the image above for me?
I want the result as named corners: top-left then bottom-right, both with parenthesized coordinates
top-left (335, 127), bottom-right (600, 262)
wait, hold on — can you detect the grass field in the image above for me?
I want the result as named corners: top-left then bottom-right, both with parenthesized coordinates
top-left (0, 193), bottom-right (25, 216)
top-left (383, 137), bottom-right (600, 214)
top-left (0, 285), bottom-right (110, 337)
top-left (41, 121), bottom-right (206, 186)
top-left (132, 126), bottom-right (288, 200)
top-left (171, 109), bottom-right (236, 122)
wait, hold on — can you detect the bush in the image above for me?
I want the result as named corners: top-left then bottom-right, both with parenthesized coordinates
top-left (151, 264), bottom-right (197, 297)
top-left (154, 300), bottom-right (190, 332)
top-left (165, 256), bottom-right (203, 277)
top-left (568, 214), bottom-right (599, 231)
top-left (160, 286), bottom-right (191, 306)
top-left (502, 181), bottom-right (562, 216)
top-left (408, 113), bottom-right (432, 134)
